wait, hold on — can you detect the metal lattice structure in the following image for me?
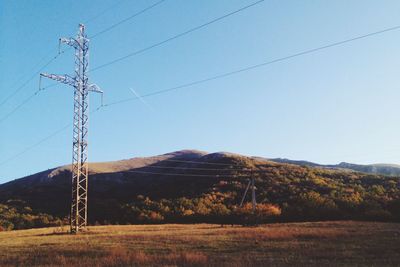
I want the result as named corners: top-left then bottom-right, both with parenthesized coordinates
top-left (40, 24), bottom-right (103, 233)
top-left (240, 175), bottom-right (257, 213)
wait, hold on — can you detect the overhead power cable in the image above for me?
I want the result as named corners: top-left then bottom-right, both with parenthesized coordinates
top-left (103, 24), bottom-right (400, 107)
top-left (0, 107), bottom-right (102, 167)
top-left (0, 123), bottom-right (71, 167)
top-left (3, 0), bottom-right (135, 103)
top-left (2, 23), bottom-right (400, 168)
top-left (6, 53), bottom-right (53, 91)
top-left (142, 165), bottom-right (245, 171)
top-left (0, 90), bottom-right (41, 124)
top-left (84, 0), bottom-right (127, 25)
top-left (0, 82), bottom-right (59, 124)
top-left (0, 0), bottom-right (168, 122)
top-left (135, 164), bottom-right (281, 172)
top-left (163, 159), bottom-right (243, 166)
top-left (91, 0), bottom-right (265, 72)
top-left (2, 81), bottom-right (73, 125)
top-left (125, 170), bottom-right (246, 178)
top-left (90, 0), bottom-right (167, 38)
top-left (0, 52), bottom-right (64, 108)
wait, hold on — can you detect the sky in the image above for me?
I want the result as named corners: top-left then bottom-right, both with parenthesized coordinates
top-left (1, 0), bottom-right (400, 182)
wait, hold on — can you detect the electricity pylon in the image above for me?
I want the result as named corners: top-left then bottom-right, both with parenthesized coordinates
top-left (40, 24), bottom-right (103, 233)
top-left (240, 174), bottom-right (257, 213)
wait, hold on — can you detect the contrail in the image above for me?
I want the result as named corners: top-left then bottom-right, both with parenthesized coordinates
top-left (129, 88), bottom-right (155, 112)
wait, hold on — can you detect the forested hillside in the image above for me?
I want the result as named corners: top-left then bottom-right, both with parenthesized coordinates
top-left (1, 150), bottom-right (399, 230)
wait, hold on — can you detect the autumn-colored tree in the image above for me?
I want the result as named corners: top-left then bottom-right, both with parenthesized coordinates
top-left (233, 203), bottom-right (281, 225)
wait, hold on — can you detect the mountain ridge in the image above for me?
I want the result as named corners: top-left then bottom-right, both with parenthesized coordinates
top-left (3, 150), bottom-right (400, 188)
top-left (1, 149), bottom-right (400, 230)
top-left (269, 158), bottom-right (400, 176)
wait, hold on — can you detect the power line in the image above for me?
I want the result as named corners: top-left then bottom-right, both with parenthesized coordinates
top-left (2, 0), bottom-right (123, 95)
top-left (103, 24), bottom-right (400, 107)
top-left (1, 0), bottom-right (259, 122)
top-left (90, 0), bottom-right (167, 38)
top-left (0, 123), bottom-right (71, 167)
top-left (0, 81), bottom-right (60, 124)
top-left (0, 1), bottom-right (166, 122)
top-left (84, 0), bottom-right (127, 25)
top-left (0, 79), bottom-right (69, 125)
top-left (0, 52), bottom-right (64, 108)
top-left (0, 90), bottom-right (41, 124)
top-left (0, 1), bottom-right (266, 170)
top-left (134, 164), bottom-right (284, 172)
top-left (2, 23), bottom-right (400, 168)
top-left (0, 0), bottom-right (133, 112)
top-left (6, 53), bottom-right (53, 91)
top-left (3, 0), bottom-right (132, 103)
top-left (91, 0), bottom-right (265, 72)
top-left (125, 170), bottom-right (246, 178)
top-left (138, 165), bottom-right (248, 171)
top-left (163, 159), bottom-right (243, 166)
top-left (43, 0), bottom-right (151, 82)
top-left (0, 106), bottom-right (103, 168)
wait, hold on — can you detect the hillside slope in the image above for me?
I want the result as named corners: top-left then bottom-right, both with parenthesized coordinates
top-left (0, 150), bottom-right (400, 230)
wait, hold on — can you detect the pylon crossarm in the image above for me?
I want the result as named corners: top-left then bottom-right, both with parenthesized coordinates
top-left (59, 37), bottom-right (80, 50)
top-left (88, 84), bottom-right (103, 93)
top-left (40, 73), bottom-right (76, 87)
top-left (88, 84), bottom-right (104, 107)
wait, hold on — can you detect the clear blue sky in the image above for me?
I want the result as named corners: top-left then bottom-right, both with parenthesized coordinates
top-left (1, 0), bottom-right (400, 182)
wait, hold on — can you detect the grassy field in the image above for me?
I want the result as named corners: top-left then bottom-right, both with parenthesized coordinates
top-left (0, 221), bottom-right (399, 267)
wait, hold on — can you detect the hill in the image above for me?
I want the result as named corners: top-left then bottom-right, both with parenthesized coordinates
top-left (0, 150), bottom-right (400, 230)
top-left (269, 158), bottom-right (400, 176)
top-left (0, 222), bottom-right (399, 266)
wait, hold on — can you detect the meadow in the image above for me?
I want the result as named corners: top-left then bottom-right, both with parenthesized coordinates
top-left (0, 221), bottom-right (399, 266)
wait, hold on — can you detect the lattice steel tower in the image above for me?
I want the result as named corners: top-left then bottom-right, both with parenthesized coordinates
top-left (40, 24), bottom-right (103, 233)
top-left (240, 175), bottom-right (257, 212)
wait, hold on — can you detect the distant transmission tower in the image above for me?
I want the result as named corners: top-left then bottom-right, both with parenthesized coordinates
top-left (240, 174), bottom-right (257, 213)
top-left (40, 24), bottom-right (103, 233)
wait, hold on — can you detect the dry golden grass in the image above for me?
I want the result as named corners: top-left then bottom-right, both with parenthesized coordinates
top-left (0, 221), bottom-right (399, 266)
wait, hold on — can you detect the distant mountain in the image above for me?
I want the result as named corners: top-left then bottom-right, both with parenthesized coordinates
top-left (269, 158), bottom-right (400, 176)
top-left (332, 162), bottom-right (400, 176)
top-left (1, 150), bottom-right (399, 229)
